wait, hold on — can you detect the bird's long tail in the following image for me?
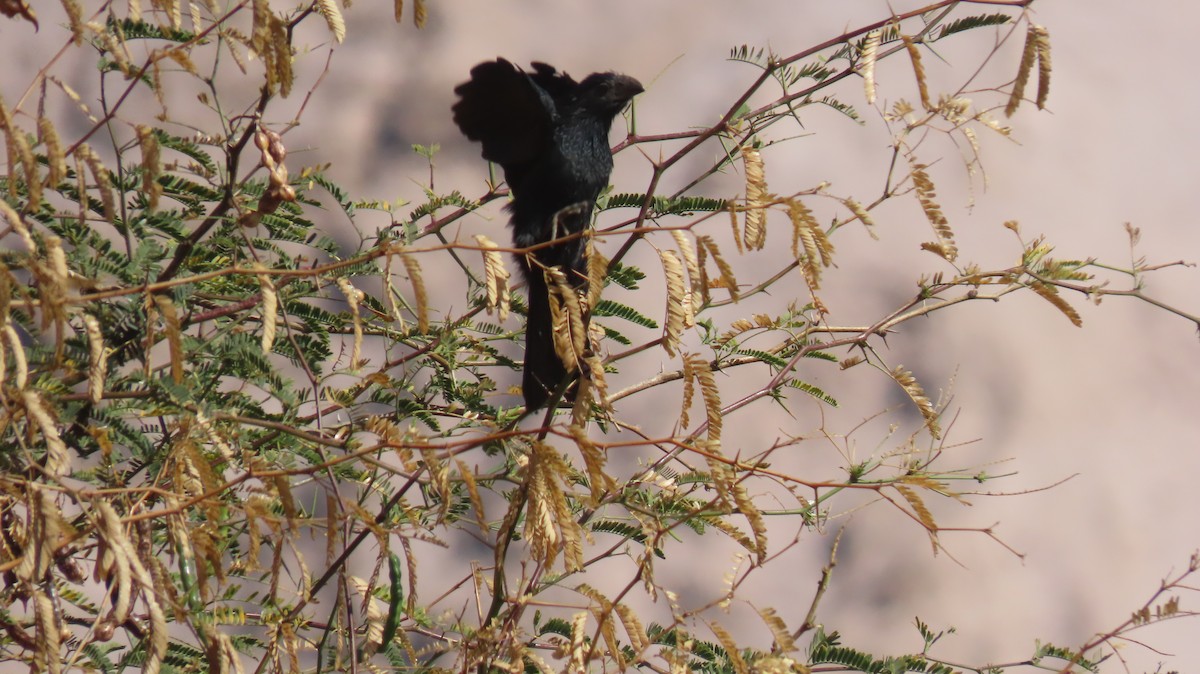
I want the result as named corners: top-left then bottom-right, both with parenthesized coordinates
top-left (522, 273), bottom-right (572, 411)
top-left (521, 203), bottom-right (594, 411)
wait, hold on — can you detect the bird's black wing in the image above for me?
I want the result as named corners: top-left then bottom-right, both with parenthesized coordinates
top-left (451, 59), bottom-right (557, 191)
top-left (527, 62), bottom-right (580, 108)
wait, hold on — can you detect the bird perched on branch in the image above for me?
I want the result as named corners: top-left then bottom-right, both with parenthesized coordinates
top-left (452, 58), bottom-right (643, 411)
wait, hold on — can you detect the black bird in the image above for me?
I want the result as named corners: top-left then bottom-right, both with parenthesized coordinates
top-left (452, 59), bottom-right (643, 410)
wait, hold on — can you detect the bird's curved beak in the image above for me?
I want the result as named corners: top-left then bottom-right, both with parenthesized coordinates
top-left (615, 75), bottom-right (645, 101)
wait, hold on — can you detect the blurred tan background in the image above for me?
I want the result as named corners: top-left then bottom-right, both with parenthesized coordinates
top-left (4, 0), bottom-right (1198, 670)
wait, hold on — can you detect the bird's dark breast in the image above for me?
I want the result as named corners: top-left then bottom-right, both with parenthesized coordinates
top-left (507, 135), bottom-right (612, 254)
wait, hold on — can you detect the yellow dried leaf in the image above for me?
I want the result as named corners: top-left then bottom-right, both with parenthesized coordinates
top-left (569, 612), bottom-right (589, 673)
top-left (697, 235), bottom-right (738, 301)
top-left (4, 322), bottom-right (28, 389)
top-left (33, 586), bottom-right (61, 674)
top-left (577, 584), bottom-right (622, 668)
top-left (162, 46), bottom-right (198, 75)
top-left (455, 458), bottom-right (488, 535)
top-left (742, 146), bottom-right (768, 251)
top-left (153, 294), bottom-right (184, 384)
top-left (316, 0), bottom-right (345, 42)
top-left (679, 352), bottom-right (696, 429)
top-left (413, 0), bottom-right (427, 27)
top-left (890, 365), bottom-right (940, 439)
top-left (336, 277), bottom-right (364, 368)
top-left (659, 249), bottom-right (686, 357)
top-left (1029, 280), bottom-right (1082, 327)
top-left (708, 621), bottom-right (749, 674)
top-left (962, 124), bottom-right (980, 166)
top-left (902, 35), bottom-right (932, 111)
top-left (474, 234), bottom-right (511, 322)
top-left (545, 267), bottom-right (586, 371)
top-left (94, 500), bottom-right (167, 673)
top-left (222, 27), bottom-right (249, 73)
top-left (843, 197), bottom-right (877, 239)
top-left (269, 12), bottom-right (293, 97)
top-left (250, 0), bottom-right (270, 55)
top-left (150, 0), bottom-right (182, 30)
top-left (524, 650), bottom-right (557, 674)
top-left (714, 318), bottom-right (754, 348)
top-left (93, 501), bottom-right (134, 622)
top-left (860, 29), bottom-right (881, 105)
top-left (586, 241), bottom-right (608, 314)
top-left (757, 607), bottom-right (796, 653)
top-left (894, 483), bottom-right (939, 554)
top-left (14, 487), bottom-right (55, 585)
top-left (194, 409), bottom-right (235, 464)
top-left (670, 230), bottom-right (703, 308)
top-left (400, 251), bottom-right (428, 334)
top-left (177, 437), bottom-right (222, 500)
top-left (271, 473), bottom-right (298, 522)
top-left (60, 0), bottom-right (83, 43)
top-left (45, 234), bottom-right (68, 283)
top-left (787, 198), bottom-right (833, 289)
top-left (977, 111), bottom-right (1012, 137)
top-left (137, 125), bottom-right (162, 211)
top-left (524, 441), bottom-right (584, 571)
top-left (684, 353), bottom-right (721, 449)
top-left (1005, 23), bottom-right (1039, 117)
top-left (1033, 25), bottom-right (1051, 110)
top-left (381, 252), bottom-right (405, 329)
top-left (0, 94), bottom-right (41, 207)
top-left (250, 1), bottom-right (293, 97)
top-left (421, 444), bottom-right (451, 522)
top-left (937, 94), bottom-right (971, 123)
top-left (902, 475), bottom-right (963, 501)
top-left (78, 144), bottom-right (116, 225)
top-left (571, 423), bottom-right (614, 504)
top-left (247, 528), bottom-right (275, 587)
top-left (1124, 221), bottom-right (1140, 246)
top-left (909, 162), bottom-right (957, 261)
top-left (37, 117), bottom-right (68, 187)
top-left (919, 241), bottom-right (952, 259)
top-left (728, 207), bottom-right (742, 255)
top-left (349, 574), bottom-right (385, 651)
top-left (93, 21), bottom-right (134, 77)
top-left (835, 354), bottom-right (864, 369)
top-left (84, 314), bottom-right (106, 403)
top-left (615, 602), bottom-right (650, 653)
top-left (257, 267), bottom-right (277, 354)
top-left (25, 390), bottom-right (68, 477)
top-left (580, 350), bottom-right (608, 412)
top-left (732, 482), bottom-right (766, 562)
top-left (0, 197), bottom-right (26, 253)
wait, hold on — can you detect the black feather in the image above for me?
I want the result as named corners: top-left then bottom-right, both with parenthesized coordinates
top-left (453, 59), bottom-right (643, 410)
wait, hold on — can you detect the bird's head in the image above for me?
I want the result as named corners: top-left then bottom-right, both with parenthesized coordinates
top-left (575, 72), bottom-right (644, 118)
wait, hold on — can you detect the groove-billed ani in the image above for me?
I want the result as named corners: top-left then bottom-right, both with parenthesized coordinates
top-left (452, 59), bottom-right (643, 410)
